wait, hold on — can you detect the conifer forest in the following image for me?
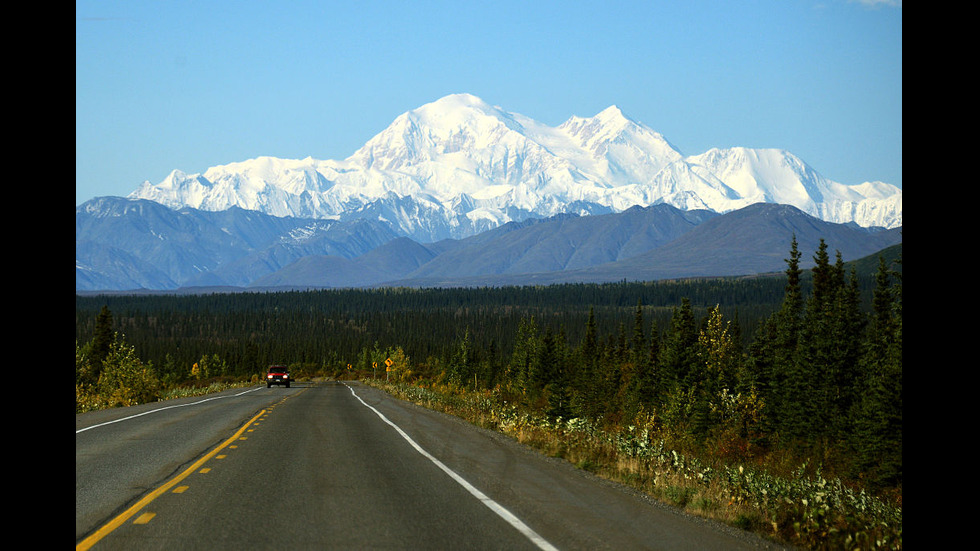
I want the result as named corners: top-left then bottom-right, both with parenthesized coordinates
top-left (76, 238), bottom-right (902, 549)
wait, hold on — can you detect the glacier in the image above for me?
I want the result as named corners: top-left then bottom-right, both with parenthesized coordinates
top-left (129, 93), bottom-right (901, 242)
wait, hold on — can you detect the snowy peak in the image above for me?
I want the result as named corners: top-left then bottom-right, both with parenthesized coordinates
top-left (411, 93), bottom-right (519, 130)
top-left (354, 94), bottom-right (520, 152)
top-left (557, 105), bottom-right (683, 185)
top-left (127, 93), bottom-right (902, 239)
top-left (560, 104), bottom-right (632, 144)
top-left (346, 93), bottom-right (532, 177)
top-left (686, 147), bottom-right (823, 206)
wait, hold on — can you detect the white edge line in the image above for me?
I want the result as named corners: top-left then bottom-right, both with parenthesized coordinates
top-left (344, 383), bottom-right (559, 551)
top-left (75, 387), bottom-right (264, 434)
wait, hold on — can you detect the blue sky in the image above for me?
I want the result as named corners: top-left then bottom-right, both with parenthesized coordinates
top-left (76, 0), bottom-right (902, 205)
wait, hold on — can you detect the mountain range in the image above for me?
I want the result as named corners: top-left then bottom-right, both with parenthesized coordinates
top-left (77, 94), bottom-right (902, 292)
top-left (76, 197), bottom-right (901, 292)
top-left (127, 94), bottom-right (901, 242)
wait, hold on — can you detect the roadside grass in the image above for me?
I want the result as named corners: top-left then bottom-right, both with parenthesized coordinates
top-left (158, 380), bottom-right (255, 400)
top-left (367, 379), bottom-right (902, 551)
top-left (76, 375), bottom-right (265, 413)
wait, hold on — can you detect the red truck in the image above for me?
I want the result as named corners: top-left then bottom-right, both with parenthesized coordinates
top-left (266, 365), bottom-right (291, 388)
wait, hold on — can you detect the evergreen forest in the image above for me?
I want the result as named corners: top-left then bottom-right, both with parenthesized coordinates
top-left (76, 237), bottom-right (902, 549)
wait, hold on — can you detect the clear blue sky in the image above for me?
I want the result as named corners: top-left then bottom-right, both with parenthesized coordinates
top-left (76, 0), bottom-right (902, 205)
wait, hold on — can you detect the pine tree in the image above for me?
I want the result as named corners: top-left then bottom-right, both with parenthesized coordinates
top-left (829, 258), bottom-right (864, 437)
top-left (791, 242), bottom-right (865, 444)
top-left (628, 302), bottom-right (660, 414)
top-left (510, 317), bottom-right (540, 399)
top-left (91, 305), bottom-right (115, 375)
top-left (449, 327), bottom-right (477, 388)
top-left (747, 235), bottom-right (803, 440)
top-left (661, 297), bottom-right (699, 391)
top-left (745, 316), bottom-right (776, 397)
top-left (573, 307), bottom-right (603, 420)
top-left (531, 326), bottom-right (558, 398)
top-left (604, 323), bottom-right (628, 416)
top-left (781, 240), bottom-right (836, 444)
top-left (631, 300), bottom-right (646, 368)
top-left (644, 320), bottom-right (663, 406)
top-left (782, 235), bottom-right (804, 320)
top-left (851, 254), bottom-right (903, 488)
top-left (546, 328), bottom-right (574, 422)
top-left (483, 339), bottom-right (501, 389)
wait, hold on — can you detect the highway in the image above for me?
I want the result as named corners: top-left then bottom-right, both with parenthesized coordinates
top-left (76, 381), bottom-right (783, 550)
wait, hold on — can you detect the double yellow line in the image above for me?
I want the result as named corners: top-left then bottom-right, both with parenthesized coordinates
top-left (76, 409), bottom-right (267, 550)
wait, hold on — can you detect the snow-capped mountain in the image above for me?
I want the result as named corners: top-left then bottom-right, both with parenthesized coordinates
top-left (129, 93), bottom-right (901, 241)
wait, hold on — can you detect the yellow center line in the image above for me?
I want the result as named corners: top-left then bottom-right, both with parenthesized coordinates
top-left (133, 512), bottom-right (155, 525)
top-left (76, 409), bottom-right (266, 551)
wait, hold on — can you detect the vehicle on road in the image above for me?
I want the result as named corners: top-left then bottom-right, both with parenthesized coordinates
top-left (266, 365), bottom-right (291, 388)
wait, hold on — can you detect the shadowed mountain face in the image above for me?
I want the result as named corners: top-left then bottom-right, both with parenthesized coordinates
top-left (76, 197), bottom-right (901, 292)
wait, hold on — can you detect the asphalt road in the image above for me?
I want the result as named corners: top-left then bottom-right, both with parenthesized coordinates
top-left (76, 381), bottom-right (784, 550)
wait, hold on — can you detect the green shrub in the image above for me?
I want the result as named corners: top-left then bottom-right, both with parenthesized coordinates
top-left (95, 339), bottom-right (161, 408)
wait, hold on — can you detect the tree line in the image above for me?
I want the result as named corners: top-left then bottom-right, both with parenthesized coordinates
top-left (76, 275), bottom-right (797, 384)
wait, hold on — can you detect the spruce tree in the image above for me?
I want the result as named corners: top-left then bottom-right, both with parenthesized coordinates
top-left (631, 300), bottom-right (647, 368)
top-left (829, 259), bottom-right (864, 438)
top-left (91, 305), bottom-right (115, 375)
top-left (748, 236), bottom-right (803, 440)
top-left (573, 307), bottom-right (603, 420)
top-left (661, 297), bottom-right (699, 391)
top-left (784, 240), bottom-right (836, 444)
top-left (545, 328), bottom-right (574, 423)
top-left (798, 243), bottom-right (865, 443)
top-left (448, 328), bottom-right (476, 388)
top-left (628, 304), bottom-right (660, 413)
top-left (644, 320), bottom-right (662, 406)
top-left (510, 317), bottom-right (539, 399)
top-left (745, 316), bottom-right (776, 397)
top-left (851, 254), bottom-right (903, 488)
top-left (532, 326), bottom-right (558, 398)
